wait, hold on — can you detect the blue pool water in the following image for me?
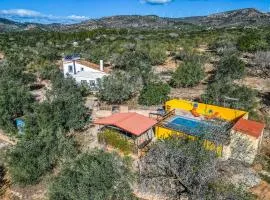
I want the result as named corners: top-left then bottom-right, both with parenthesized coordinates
top-left (165, 116), bottom-right (216, 136)
top-left (171, 117), bottom-right (201, 129)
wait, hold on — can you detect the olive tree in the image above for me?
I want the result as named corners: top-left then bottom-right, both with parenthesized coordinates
top-left (215, 55), bottom-right (245, 81)
top-left (138, 138), bottom-right (218, 199)
top-left (201, 80), bottom-right (257, 111)
top-left (49, 150), bottom-right (136, 200)
top-left (170, 60), bottom-right (205, 88)
top-left (98, 71), bottom-right (143, 104)
top-left (138, 137), bottom-right (256, 200)
top-left (253, 51), bottom-right (270, 78)
top-left (7, 129), bottom-right (77, 185)
top-left (138, 82), bottom-right (170, 106)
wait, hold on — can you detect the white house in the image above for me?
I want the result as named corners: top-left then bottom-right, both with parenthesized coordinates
top-left (63, 55), bottom-right (107, 89)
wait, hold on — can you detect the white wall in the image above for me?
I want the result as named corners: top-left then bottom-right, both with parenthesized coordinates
top-left (225, 130), bottom-right (262, 164)
top-left (63, 61), bottom-right (107, 88)
top-left (63, 61), bottom-right (102, 77)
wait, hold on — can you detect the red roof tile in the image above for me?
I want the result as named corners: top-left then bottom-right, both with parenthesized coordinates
top-left (94, 113), bottom-right (157, 136)
top-left (232, 118), bottom-right (265, 138)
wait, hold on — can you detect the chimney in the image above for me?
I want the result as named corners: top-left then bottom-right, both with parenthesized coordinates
top-left (100, 60), bottom-right (104, 72)
top-left (73, 60), bottom-right (77, 74)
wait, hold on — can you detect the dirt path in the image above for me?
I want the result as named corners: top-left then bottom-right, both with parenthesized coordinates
top-left (251, 181), bottom-right (270, 200)
top-left (234, 77), bottom-right (270, 93)
top-left (0, 51), bottom-right (4, 60)
top-left (0, 130), bottom-right (16, 145)
top-left (169, 83), bottom-right (207, 100)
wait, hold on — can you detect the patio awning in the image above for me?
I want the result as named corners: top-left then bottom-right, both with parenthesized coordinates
top-left (94, 112), bottom-right (157, 136)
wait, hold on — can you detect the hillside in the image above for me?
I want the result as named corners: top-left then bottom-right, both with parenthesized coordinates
top-left (181, 8), bottom-right (270, 28)
top-left (1, 7), bottom-right (270, 199)
top-left (59, 15), bottom-right (198, 31)
top-left (0, 18), bottom-right (24, 32)
top-left (1, 8), bottom-right (270, 32)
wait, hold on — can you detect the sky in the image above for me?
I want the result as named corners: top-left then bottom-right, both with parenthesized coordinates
top-left (0, 0), bottom-right (270, 24)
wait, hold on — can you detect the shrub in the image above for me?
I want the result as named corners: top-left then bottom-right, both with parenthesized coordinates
top-left (49, 150), bottom-right (136, 200)
top-left (0, 165), bottom-right (8, 197)
top-left (206, 182), bottom-right (256, 200)
top-left (210, 35), bottom-right (237, 55)
top-left (175, 50), bottom-right (201, 62)
top-left (215, 55), bottom-right (245, 81)
top-left (237, 32), bottom-right (267, 52)
top-left (253, 51), bottom-right (270, 78)
top-left (7, 129), bottom-right (77, 185)
top-left (201, 81), bottom-right (257, 111)
top-left (40, 64), bottom-right (59, 80)
top-left (148, 45), bottom-right (167, 65)
top-left (98, 71), bottom-right (142, 104)
top-left (98, 129), bottom-right (136, 154)
top-left (138, 138), bottom-right (218, 199)
top-left (113, 50), bottom-right (151, 71)
top-left (138, 82), bottom-right (170, 106)
top-left (170, 60), bottom-right (205, 88)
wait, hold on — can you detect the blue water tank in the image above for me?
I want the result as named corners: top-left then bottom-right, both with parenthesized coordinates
top-left (15, 118), bottom-right (25, 135)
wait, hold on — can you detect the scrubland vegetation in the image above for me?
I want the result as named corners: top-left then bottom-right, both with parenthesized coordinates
top-left (0, 25), bottom-right (269, 199)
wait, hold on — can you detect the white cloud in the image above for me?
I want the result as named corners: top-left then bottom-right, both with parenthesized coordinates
top-left (0, 9), bottom-right (41, 17)
top-left (67, 15), bottom-right (89, 20)
top-left (0, 9), bottom-right (90, 24)
top-left (141, 0), bottom-right (172, 4)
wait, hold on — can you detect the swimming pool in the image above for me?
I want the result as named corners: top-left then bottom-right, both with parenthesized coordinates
top-left (165, 116), bottom-right (217, 136)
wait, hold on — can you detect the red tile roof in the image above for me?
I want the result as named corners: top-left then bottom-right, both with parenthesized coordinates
top-left (232, 118), bottom-right (265, 138)
top-left (94, 113), bottom-right (157, 136)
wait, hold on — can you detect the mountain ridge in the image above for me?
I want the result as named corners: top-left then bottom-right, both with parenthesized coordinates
top-left (1, 8), bottom-right (269, 32)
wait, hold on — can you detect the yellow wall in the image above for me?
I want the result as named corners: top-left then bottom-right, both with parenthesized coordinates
top-left (155, 126), bottom-right (223, 156)
top-left (165, 99), bottom-right (248, 122)
top-left (155, 126), bottom-right (196, 140)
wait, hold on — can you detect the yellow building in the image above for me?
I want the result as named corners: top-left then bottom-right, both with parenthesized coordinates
top-left (155, 99), bottom-right (264, 163)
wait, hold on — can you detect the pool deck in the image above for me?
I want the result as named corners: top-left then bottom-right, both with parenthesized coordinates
top-left (164, 108), bottom-right (218, 124)
top-left (175, 109), bottom-right (205, 121)
top-left (158, 109), bottom-right (232, 143)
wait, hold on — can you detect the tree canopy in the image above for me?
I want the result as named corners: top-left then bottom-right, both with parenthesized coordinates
top-left (98, 71), bottom-right (143, 104)
top-left (49, 150), bottom-right (136, 200)
top-left (215, 55), bottom-right (245, 81)
top-left (138, 82), bottom-right (170, 106)
top-left (201, 80), bottom-right (257, 111)
top-left (170, 60), bottom-right (205, 88)
top-left (7, 74), bottom-right (87, 185)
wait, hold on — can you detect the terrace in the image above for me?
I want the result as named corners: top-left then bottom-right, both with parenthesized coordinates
top-left (157, 109), bottom-right (232, 145)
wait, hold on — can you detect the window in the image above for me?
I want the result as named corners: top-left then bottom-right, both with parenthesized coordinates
top-left (68, 65), bottom-right (73, 73)
top-left (81, 80), bottom-right (87, 85)
top-left (81, 67), bottom-right (84, 71)
top-left (89, 80), bottom-right (96, 87)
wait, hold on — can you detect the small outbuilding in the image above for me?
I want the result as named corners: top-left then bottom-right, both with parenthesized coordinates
top-left (228, 118), bottom-right (265, 164)
top-left (94, 112), bottom-right (157, 148)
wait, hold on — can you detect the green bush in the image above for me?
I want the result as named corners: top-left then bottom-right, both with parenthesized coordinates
top-left (237, 32), bottom-right (267, 52)
top-left (206, 181), bottom-right (256, 200)
top-left (170, 60), bottom-right (205, 88)
top-left (215, 55), bottom-right (245, 80)
top-left (98, 71), bottom-right (142, 104)
top-left (209, 34), bottom-right (237, 55)
top-left (98, 129), bottom-right (136, 154)
top-left (138, 82), bottom-right (170, 106)
top-left (0, 61), bottom-right (35, 133)
top-left (202, 81), bottom-right (257, 111)
top-left (113, 50), bottom-right (151, 71)
top-left (0, 165), bottom-right (7, 197)
top-left (140, 43), bottom-right (167, 65)
top-left (7, 129), bottom-right (77, 185)
top-left (49, 150), bottom-right (137, 200)
top-left (40, 64), bottom-right (59, 80)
